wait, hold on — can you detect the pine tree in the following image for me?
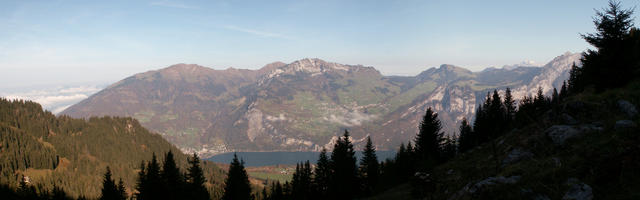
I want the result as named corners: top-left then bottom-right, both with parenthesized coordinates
top-left (135, 161), bottom-right (147, 200)
top-left (222, 154), bottom-right (252, 200)
top-left (329, 130), bottom-right (359, 199)
top-left (568, 62), bottom-right (583, 93)
top-left (551, 88), bottom-right (559, 106)
top-left (117, 179), bottom-right (127, 200)
top-left (440, 135), bottom-right (457, 161)
top-left (359, 136), bottom-right (379, 196)
top-left (161, 151), bottom-right (183, 199)
top-left (186, 153), bottom-right (210, 200)
top-left (270, 182), bottom-right (284, 200)
top-left (414, 107), bottom-right (444, 168)
top-left (291, 161), bottom-right (312, 199)
top-left (503, 87), bottom-right (516, 123)
top-left (581, 0), bottom-right (636, 89)
top-left (313, 148), bottom-right (331, 198)
top-left (100, 166), bottom-right (121, 200)
top-left (560, 81), bottom-right (568, 99)
top-left (137, 153), bottom-right (163, 200)
top-left (457, 117), bottom-right (474, 153)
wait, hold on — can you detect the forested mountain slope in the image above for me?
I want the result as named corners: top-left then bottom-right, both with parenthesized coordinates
top-left (0, 99), bottom-right (225, 198)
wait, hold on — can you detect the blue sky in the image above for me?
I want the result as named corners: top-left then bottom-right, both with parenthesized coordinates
top-left (1, 0), bottom-right (639, 88)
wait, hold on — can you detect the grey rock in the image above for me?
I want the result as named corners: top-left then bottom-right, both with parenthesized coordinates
top-left (577, 124), bottom-right (604, 132)
top-left (614, 120), bottom-right (637, 130)
top-left (468, 176), bottom-right (521, 194)
top-left (534, 195), bottom-right (552, 200)
top-left (618, 100), bottom-right (638, 118)
top-left (546, 124), bottom-right (604, 145)
top-left (503, 148), bottom-right (533, 166)
top-left (561, 113), bottom-right (579, 125)
top-left (566, 101), bottom-right (586, 112)
top-left (449, 176), bottom-right (521, 199)
top-left (563, 178), bottom-right (593, 200)
top-left (546, 125), bottom-right (582, 145)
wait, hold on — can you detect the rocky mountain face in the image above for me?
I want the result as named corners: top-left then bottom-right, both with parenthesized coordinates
top-left (61, 53), bottom-right (581, 157)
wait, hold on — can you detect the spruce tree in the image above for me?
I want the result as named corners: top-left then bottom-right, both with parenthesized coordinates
top-left (414, 107), bottom-right (444, 168)
top-left (581, 0), bottom-right (636, 89)
top-left (187, 153), bottom-right (210, 200)
top-left (117, 179), bottom-right (127, 200)
top-left (100, 166), bottom-right (121, 200)
top-left (560, 81), bottom-right (568, 99)
top-left (329, 130), bottom-right (359, 199)
top-left (161, 151), bottom-right (183, 199)
top-left (313, 148), bottom-right (331, 198)
top-left (291, 161), bottom-right (312, 199)
top-left (135, 161), bottom-right (147, 200)
top-left (457, 117), bottom-right (474, 153)
top-left (138, 153), bottom-right (163, 200)
top-left (551, 88), bottom-right (559, 105)
top-left (359, 136), bottom-right (379, 196)
top-left (222, 154), bottom-right (252, 200)
top-left (503, 87), bottom-right (516, 123)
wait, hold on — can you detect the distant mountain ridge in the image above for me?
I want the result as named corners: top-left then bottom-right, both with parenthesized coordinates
top-left (62, 53), bottom-right (582, 157)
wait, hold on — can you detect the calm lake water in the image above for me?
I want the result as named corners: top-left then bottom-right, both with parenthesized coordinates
top-left (207, 151), bottom-right (396, 167)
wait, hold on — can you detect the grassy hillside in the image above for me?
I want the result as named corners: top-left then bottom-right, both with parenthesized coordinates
top-left (370, 80), bottom-right (640, 199)
top-left (0, 98), bottom-right (225, 199)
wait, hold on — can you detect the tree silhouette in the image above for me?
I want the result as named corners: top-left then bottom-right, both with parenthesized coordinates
top-left (100, 167), bottom-right (122, 200)
top-left (503, 87), bottom-right (516, 124)
top-left (222, 154), bottom-right (251, 200)
top-left (414, 107), bottom-right (444, 169)
top-left (291, 161), bottom-right (312, 199)
top-left (186, 153), bottom-right (210, 200)
top-left (313, 148), bottom-right (331, 198)
top-left (457, 117), bottom-right (474, 153)
top-left (329, 130), bottom-right (359, 199)
top-left (580, 0), bottom-right (637, 89)
top-left (161, 151), bottom-right (183, 199)
top-left (359, 136), bottom-right (379, 196)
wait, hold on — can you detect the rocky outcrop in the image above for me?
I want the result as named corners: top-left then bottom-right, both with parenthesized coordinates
top-left (617, 100), bottom-right (638, 118)
top-left (614, 120), bottom-right (637, 130)
top-left (563, 178), bottom-right (593, 200)
top-left (502, 148), bottom-right (533, 166)
top-left (546, 124), bottom-right (604, 145)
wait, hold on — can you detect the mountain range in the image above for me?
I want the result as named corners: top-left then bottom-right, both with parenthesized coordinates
top-left (61, 52), bottom-right (582, 157)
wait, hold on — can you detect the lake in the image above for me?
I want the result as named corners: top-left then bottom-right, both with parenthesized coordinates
top-left (207, 151), bottom-right (396, 167)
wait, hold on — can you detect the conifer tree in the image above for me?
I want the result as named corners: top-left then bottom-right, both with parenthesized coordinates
top-left (329, 130), bottom-right (359, 199)
top-left (117, 179), bottom-right (127, 200)
top-left (560, 81), bottom-right (568, 99)
top-left (135, 161), bottom-right (147, 200)
top-left (100, 167), bottom-right (121, 200)
top-left (581, 0), bottom-right (636, 89)
top-left (440, 135), bottom-right (457, 161)
top-left (503, 87), bottom-right (516, 123)
top-left (359, 136), bottom-right (379, 196)
top-left (313, 148), bottom-right (331, 198)
top-left (457, 118), bottom-right (474, 153)
top-left (291, 161), bottom-right (312, 199)
top-left (551, 88), bottom-right (559, 106)
top-left (161, 151), bottom-right (183, 199)
top-left (137, 153), bottom-right (163, 200)
top-left (414, 107), bottom-right (444, 168)
top-left (222, 154), bottom-right (252, 200)
top-left (186, 153), bottom-right (210, 200)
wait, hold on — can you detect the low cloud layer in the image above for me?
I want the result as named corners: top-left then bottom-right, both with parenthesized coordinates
top-left (1, 85), bottom-right (102, 114)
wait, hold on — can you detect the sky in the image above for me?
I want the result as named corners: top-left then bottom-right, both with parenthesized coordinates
top-left (2, 0), bottom-right (640, 89)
